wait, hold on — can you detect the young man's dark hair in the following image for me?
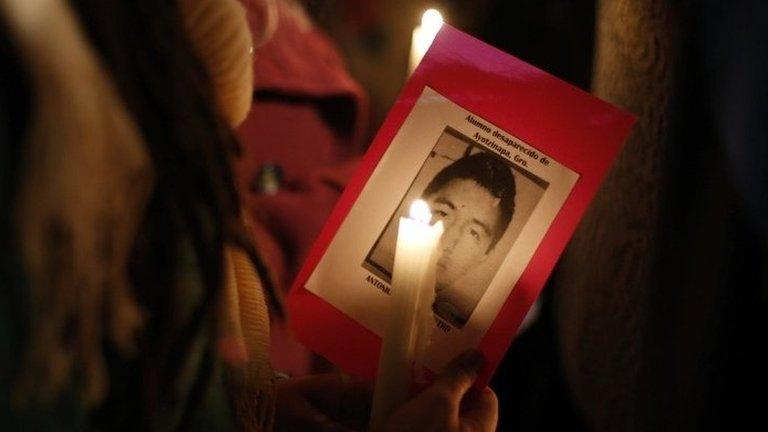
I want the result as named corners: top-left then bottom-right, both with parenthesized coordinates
top-left (423, 151), bottom-right (516, 250)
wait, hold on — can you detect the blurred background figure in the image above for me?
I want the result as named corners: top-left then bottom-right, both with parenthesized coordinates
top-left (233, 0), bottom-right (368, 377)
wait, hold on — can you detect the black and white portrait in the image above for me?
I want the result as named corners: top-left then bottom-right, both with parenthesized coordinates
top-left (306, 87), bottom-right (579, 365)
top-left (364, 127), bottom-right (548, 328)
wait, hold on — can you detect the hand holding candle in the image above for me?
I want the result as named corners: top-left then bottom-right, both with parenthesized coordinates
top-left (369, 200), bottom-right (443, 431)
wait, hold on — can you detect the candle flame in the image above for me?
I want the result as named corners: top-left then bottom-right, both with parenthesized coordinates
top-left (409, 8), bottom-right (444, 74)
top-left (421, 9), bottom-right (444, 33)
top-left (409, 199), bottom-right (432, 224)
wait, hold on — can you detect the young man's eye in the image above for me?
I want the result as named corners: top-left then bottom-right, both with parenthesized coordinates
top-left (469, 229), bottom-right (480, 241)
top-left (434, 209), bottom-right (449, 217)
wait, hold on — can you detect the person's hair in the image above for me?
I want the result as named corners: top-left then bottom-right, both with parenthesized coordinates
top-left (2, 0), bottom-right (277, 429)
top-left (423, 151), bottom-right (516, 250)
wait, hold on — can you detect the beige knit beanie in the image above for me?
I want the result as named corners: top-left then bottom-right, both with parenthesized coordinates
top-left (180, 0), bottom-right (256, 127)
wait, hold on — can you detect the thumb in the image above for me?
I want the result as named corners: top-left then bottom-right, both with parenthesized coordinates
top-left (460, 387), bottom-right (498, 432)
top-left (429, 350), bottom-right (486, 405)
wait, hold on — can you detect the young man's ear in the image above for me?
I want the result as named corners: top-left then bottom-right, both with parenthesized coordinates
top-left (479, 249), bottom-right (492, 262)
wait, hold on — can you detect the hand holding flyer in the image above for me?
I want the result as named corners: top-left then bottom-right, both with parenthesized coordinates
top-left (287, 25), bottom-right (635, 389)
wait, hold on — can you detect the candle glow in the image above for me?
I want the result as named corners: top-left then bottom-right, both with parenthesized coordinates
top-left (409, 8), bottom-right (444, 74)
top-left (421, 9), bottom-right (444, 32)
top-left (409, 199), bottom-right (432, 224)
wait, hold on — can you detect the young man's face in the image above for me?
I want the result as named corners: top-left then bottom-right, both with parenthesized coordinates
top-left (424, 178), bottom-right (501, 291)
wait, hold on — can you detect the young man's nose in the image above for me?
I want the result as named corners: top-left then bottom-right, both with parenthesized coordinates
top-left (440, 222), bottom-right (462, 252)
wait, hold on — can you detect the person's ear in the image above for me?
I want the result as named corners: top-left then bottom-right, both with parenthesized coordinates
top-left (480, 244), bottom-right (495, 261)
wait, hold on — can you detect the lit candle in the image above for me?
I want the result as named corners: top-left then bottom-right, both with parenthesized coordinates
top-left (408, 8), bottom-right (444, 74)
top-left (369, 200), bottom-right (444, 431)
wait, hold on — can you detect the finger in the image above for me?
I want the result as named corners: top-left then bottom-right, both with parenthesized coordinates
top-left (297, 373), bottom-right (348, 413)
top-left (304, 407), bottom-right (355, 432)
top-left (277, 393), bottom-right (355, 432)
top-left (285, 373), bottom-right (372, 426)
top-left (337, 373), bottom-right (373, 429)
top-left (429, 350), bottom-right (486, 404)
top-left (460, 387), bottom-right (498, 432)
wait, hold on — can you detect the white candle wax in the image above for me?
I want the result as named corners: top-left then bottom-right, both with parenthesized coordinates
top-left (370, 200), bottom-right (443, 431)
